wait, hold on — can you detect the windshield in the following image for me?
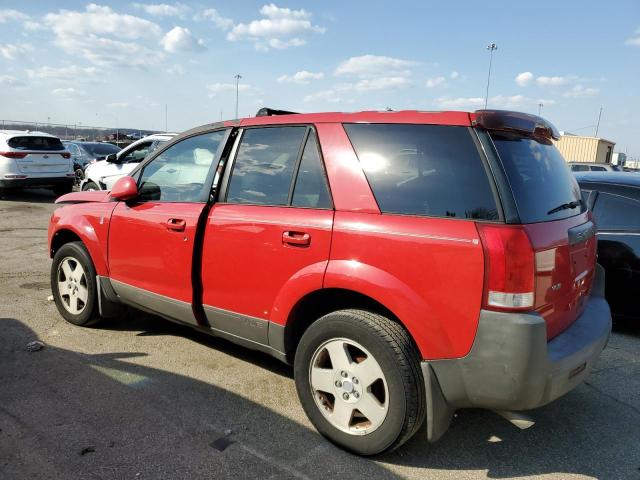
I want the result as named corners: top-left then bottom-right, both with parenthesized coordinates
top-left (83, 143), bottom-right (121, 157)
top-left (489, 132), bottom-right (583, 223)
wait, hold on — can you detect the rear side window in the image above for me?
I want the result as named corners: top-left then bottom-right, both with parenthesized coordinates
top-left (227, 126), bottom-right (307, 205)
top-left (8, 136), bottom-right (64, 151)
top-left (344, 124), bottom-right (498, 220)
top-left (592, 191), bottom-right (640, 230)
top-left (292, 133), bottom-right (332, 209)
top-left (571, 164), bottom-right (589, 172)
top-left (489, 132), bottom-right (583, 223)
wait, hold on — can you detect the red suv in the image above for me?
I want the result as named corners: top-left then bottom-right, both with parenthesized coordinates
top-left (48, 109), bottom-right (611, 455)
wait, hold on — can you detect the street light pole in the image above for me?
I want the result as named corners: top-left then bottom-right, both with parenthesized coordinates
top-left (595, 106), bottom-right (603, 137)
top-left (234, 74), bottom-right (242, 119)
top-left (538, 102), bottom-right (543, 115)
top-left (484, 43), bottom-right (498, 109)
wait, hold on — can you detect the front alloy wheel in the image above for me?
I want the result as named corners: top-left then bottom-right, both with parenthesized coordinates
top-left (56, 257), bottom-right (89, 315)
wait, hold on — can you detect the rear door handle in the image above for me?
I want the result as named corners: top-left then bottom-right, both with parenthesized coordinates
top-left (165, 218), bottom-right (186, 232)
top-left (283, 231), bottom-right (311, 247)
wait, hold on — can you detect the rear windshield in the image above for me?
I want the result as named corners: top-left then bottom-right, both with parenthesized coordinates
top-left (344, 124), bottom-right (499, 220)
top-left (83, 143), bottom-right (121, 156)
top-left (8, 136), bottom-right (65, 151)
top-left (490, 132), bottom-right (583, 223)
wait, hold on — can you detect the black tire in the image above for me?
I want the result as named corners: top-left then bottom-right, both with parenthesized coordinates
top-left (53, 183), bottom-right (73, 196)
top-left (51, 241), bottom-right (102, 326)
top-left (82, 181), bottom-right (99, 191)
top-left (294, 309), bottom-right (426, 456)
top-left (74, 168), bottom-right (85, 185)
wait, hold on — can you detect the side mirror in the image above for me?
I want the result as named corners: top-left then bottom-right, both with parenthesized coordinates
top-left (110, 176), bottom-right (138, 201)
top-left (106, 153), bottom-right (118, 163)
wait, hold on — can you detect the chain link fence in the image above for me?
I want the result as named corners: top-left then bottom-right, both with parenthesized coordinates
top-left (0, 119), bottom-right (155, 145)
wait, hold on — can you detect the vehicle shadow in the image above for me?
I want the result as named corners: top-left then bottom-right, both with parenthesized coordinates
top-left (0, 188), bottom-right (58, 203)
top-left (98, 308), bottom-right (293, 378)
top-left (87, 310), bottom-right (640, 479)
top-left (0, 317), bottom-right (401, 480)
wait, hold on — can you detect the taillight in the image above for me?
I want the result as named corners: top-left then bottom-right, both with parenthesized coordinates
top-left (0, 151), bottom-right (28, 159)
top-left (477, 224), bottom-right (535, 311)
top-left (61, 152), bottom-right (71, 159)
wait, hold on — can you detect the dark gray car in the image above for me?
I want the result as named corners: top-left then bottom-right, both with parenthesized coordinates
top-left (62, 141), bottom-right (121, 183)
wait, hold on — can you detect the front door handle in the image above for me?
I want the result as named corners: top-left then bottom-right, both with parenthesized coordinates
top-left (283, 231), bottom-right (311, 247)
top-left (165, 218), bottom-right (186, 232)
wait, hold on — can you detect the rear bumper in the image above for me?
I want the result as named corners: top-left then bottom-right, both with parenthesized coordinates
top-left (423, 263), bottom-right (611, 441)
top-left (0, 176), bottom-right (74, 188)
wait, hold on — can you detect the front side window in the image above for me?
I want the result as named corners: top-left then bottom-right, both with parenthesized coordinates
top-left (592, 191), bottom-right (640, 230)
top-left (226, 126), bottom-right (307, 205)
top-left (138, 131), bottom-right (225, 202)
top-left (120, 142), bottom-right (152, 163)
top-left (344, 124), bottom-right (499, 220)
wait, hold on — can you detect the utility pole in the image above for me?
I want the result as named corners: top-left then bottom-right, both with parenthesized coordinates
top-left (538, 103), bottom-right (543, 116)
top-left (484, 43), bottom-right (498, 109)
top-left (234, 74), bottom-right (242, 119)
top-left (595, 106), bottom-right (603, 137)
top-left (165, 104), bottom-right (168, 133)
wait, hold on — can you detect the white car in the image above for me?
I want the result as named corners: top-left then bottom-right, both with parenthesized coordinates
top-left (0, 130), bottom-right (74, 196)
top-left (81, 133), bottom-right (176, 191)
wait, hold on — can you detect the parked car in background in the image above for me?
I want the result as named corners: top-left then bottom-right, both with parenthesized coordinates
top-left (81, 133), bottom-right (175, 191)
top-left (62, 141), bottom-right (121, 184)
top-left (49, 109), bottom-right (611, 455)
top-left (576, 172), bottom-right (640, 322)
top-left (0, 130), bottom-right (74, 196)
top-left (569, 162), bottom-right (623, 172)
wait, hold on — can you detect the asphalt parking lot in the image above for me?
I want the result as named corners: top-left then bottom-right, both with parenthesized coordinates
top-left (1, 189), bottom-right (639, 480)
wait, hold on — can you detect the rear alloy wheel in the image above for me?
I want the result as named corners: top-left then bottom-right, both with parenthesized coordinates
top-left (74, 168), bottom-right (85, 185)
top-left (82, 181), bottom-right (99, 191)
top-left (295, 309), bottom-right (426, 456)
top-left (51, 241), bottom-right (102, 326)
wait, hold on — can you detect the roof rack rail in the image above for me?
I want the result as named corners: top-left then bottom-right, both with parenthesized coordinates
top-left (256, 108), bottom-right (299, 117)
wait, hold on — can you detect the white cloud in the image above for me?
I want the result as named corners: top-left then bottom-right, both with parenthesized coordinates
top-left (625, 27), bottom-right (640, 46)
top-left (277, 70), bottom-right (324, 84)
top-left (161, 26), bottom-right (205, 53)
top-left (563, 85), bottom-right (599, 98)
top-left (23, 21), bottom-right (46, 31)
top-left (515, 71), bottom-right (534, 87)
top-left (0, 43), bottom-right (33, 60)
top-left (435, 94), bottom-right (551, 109)
top-left (450, 71), bottom-right (459, 80)
top-left (207, 82), bottom-right (252, 97)
top-left (107, 102), bottom-right (131, 108)
top-left (197, 8), bottom-right (233, 30)
top-left (227, 3), bottom-right (325, 51)
top-left (304, 88), bottom-right (349, 104)
top-left (355, 76), bottom-right (410, 91)
top-left (536, 75), bottom-right (571, 87)
top-left (435, 96), bottom-right (485, 109)
top-left (27, 65), bottom-right (99, 80)
top-left (426, 76), bottom-right (446, 88)
top-left (133, 3), bottom-right (190, 18)
top-left (44, 4), bottom-right (164, 68)
top-left (52, 87), bottom-right (86, 98)
top-left (0, 75), bottom-right (20, 85)
top-left (0, 9), bottom-right (28, 23)
top-left (335, 54), bottom-right (417, 77)
top-left (166, 64), bottom-right (185, 75)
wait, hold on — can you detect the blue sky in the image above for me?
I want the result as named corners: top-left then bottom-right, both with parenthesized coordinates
top-left (1, 1), bottom-right (639, 156)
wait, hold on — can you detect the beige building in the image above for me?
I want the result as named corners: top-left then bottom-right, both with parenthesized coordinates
top-left (553, 133), bottom-right (615, 164)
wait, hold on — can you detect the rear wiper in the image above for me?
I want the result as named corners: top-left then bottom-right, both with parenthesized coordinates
top-left (547, 199), bottom-right (583, 215)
